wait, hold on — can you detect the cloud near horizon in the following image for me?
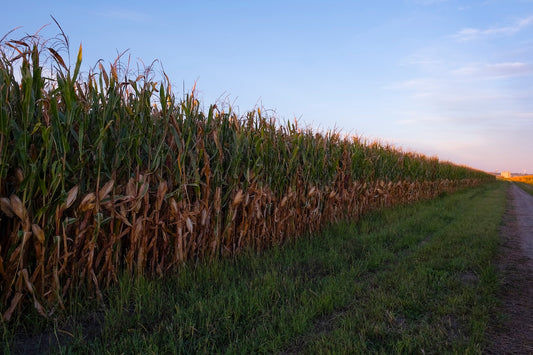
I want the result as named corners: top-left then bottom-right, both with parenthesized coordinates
top-left (451, 62), bottom-right (533, 78)
top-left (452, 15), bottom-right (533, 41)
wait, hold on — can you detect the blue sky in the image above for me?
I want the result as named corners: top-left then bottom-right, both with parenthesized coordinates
top-left (4, 0), bottom-right (533, 173)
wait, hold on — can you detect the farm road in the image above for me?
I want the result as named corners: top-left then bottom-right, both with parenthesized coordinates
top-left (486, 183), bottom-right (533, 353)
top-left (509, 184), bottom-right (533, 271)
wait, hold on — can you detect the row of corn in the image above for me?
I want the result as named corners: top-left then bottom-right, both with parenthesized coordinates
top-left (0, 32), bottom-right (493, 320)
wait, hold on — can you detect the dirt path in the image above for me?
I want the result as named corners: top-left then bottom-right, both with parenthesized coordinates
top-left (485, 183), bottom-right (533, 353)
top-left (510, 185), bottom-right (533, 271)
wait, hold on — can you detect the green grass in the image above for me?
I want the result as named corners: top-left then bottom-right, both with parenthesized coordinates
top-left (1, 181), bottom-right (507, 354)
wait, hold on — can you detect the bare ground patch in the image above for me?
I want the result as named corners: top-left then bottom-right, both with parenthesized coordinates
top-left (485, 184), bottom-right (533, 354)
top-left (9, 311), bottom-right (105, 355)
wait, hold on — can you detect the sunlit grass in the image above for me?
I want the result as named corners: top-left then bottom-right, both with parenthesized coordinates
top-left (509, 175), bottom-right (533, 185)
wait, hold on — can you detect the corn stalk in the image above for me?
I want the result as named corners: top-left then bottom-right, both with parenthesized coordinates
top-left (0, 30), bottom-right (494, 321)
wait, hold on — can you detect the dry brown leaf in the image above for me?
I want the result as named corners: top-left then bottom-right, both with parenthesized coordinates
top-left (98, 180), bottom-right (114, 201)
top-left (66, 185), bottom-right (79, 209)
top-left (186, 217), bottom-right (194, 234)
top-left (0, 197), bottom-right (14, 217)
top-left (126, 177), bottom-right (136, 197)
top-left (233, 190), bottom-right (244, 206)
top-left (32, 224), bottom-right (45, 244)
top-left (9, 194), bottom-right (26, 221)
top-left (79, 193), bottom-right (96, 212)
top-left (156, 181), bottom-right (168, 210)
top-left (33, 297), bottom-right (47, 318)
top-left (3, 292), bottom-right (24, 322)
top-left (15, 168), bottom-right (24, 184)
top-left (169, 198), bottom-right (179, 217)
top-left (280, 195), bottom-right (288, 207)
top-left (21, 269), bottom-right (34, 295)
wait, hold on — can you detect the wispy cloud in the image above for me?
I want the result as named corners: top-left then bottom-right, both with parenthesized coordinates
top-left (452, 15), bottom-right (533, 41)
top-left (384, 77), bottom-right (438, 91)
top-left (452, 62), bottom-right (533, 78)
top-left (403, 56), bottom-right (444, 69)
top-left (385, 70), bottom-right (533, 127)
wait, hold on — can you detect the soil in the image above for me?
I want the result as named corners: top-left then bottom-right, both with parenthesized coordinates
top-left (9, 311), bottom-right (105, 355)
top-left (485, 183), bottom-right (533, 353)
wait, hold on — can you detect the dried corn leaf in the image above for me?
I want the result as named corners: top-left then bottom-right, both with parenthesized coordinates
top-left (233, 190), bottom-right (244, 206)
top-left (186, 217), bottom-right (194, 234)
top-left (0, 197), bottom-right (14, 217)
top-left (156, 181), bottom-right (168, 210)
top-left (66, 185), bottom-right (79, 209)
top-left (3, 292), bottom-right (24, 322)
top-left (79, 193), bottom-right (96, 212)
top-left (15, 168), bottom-right (24, 184)
top-left (32, 224), bottom-right (45, 244)
top-left (98, 180), bottom-right (114, 201)
top-left (9, 194), bottom-right (26, 221)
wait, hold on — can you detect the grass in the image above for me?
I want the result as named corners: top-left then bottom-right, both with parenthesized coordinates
top-left (1, 181), bottom-right (507, 354)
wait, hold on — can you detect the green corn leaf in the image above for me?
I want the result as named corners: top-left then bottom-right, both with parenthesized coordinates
top-left (73, 43), bottom-right (82, 82)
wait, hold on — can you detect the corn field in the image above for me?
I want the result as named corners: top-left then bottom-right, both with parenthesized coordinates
top-left (0, 31), bottom-right (493, 321)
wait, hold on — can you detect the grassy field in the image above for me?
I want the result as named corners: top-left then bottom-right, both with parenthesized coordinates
top-left (2, 181), bottom-right (507, 354)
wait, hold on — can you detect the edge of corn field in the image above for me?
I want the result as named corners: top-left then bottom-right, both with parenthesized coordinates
top-left (2, 181), bottom-right (508, 353)
top-left (0, 25), bottom-right (504, 353)
top-left (0, 27), bottom-right (494, 323)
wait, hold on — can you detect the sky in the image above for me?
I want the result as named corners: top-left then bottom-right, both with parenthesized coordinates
top-left (3, 0), bottom-right (533, 173)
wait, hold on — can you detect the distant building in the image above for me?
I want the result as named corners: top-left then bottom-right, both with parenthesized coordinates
top-left (501, 171), bottom-right (511, 178)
